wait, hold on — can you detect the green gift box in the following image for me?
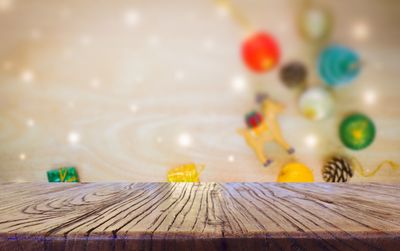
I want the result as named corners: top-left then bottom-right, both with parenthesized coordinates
top-left (47, 167), bottom-right (79, 182)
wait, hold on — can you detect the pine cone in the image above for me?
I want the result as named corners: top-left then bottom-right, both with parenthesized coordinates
top-left (322, 156), bottom-right (353, 182)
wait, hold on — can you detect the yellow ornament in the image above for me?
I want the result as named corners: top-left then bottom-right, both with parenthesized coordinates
top-left (167, 163), bottom-right (204, 182)
top-left (277, 162), bottom-right (314, 182)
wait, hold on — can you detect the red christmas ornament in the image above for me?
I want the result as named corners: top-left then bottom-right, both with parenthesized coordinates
top-left (245, 111), bottom-right (263, 128)
top-left (241, 32), bottom-right (280, 73)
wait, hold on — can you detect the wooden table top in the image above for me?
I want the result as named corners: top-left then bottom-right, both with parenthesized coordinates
top-left (0, 182), bottom-right (399, 251)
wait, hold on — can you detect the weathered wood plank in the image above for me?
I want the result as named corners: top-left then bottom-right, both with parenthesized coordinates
top-left (0, 183), bottom-right (399, 251)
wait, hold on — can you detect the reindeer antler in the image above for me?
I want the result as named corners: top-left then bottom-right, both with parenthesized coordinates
top-left (255, 92), bottom-right (269, 104)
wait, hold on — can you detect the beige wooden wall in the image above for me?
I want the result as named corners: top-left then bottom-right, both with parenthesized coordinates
top-left (0, 0), bottom-right (399, 182)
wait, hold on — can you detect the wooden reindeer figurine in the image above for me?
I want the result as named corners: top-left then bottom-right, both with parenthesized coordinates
top-left (238, 94), bottom-right (295, 167)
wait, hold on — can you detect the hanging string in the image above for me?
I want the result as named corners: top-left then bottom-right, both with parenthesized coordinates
top-left (351, 158), bottom-right (399, 177)
top-left (213, 0), bottom-right (263, 109)
top-left (214, 0), bottom-right (255, 34)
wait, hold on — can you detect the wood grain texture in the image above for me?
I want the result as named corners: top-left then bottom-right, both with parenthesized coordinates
top-left (0, 0), bottom-right (399, 183)
top-left (0, 182), bottom-right (399, 250)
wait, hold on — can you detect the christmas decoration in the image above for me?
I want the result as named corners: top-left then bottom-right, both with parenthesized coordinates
top-left (339, 113), bottom-right (375, 150)
top-left (47, 167), bottom-right (79, 182)
top-left (352, 158), bottom-right (399, 178)
top-left (238, 94), bottom-right (295, 167)
top-left (241, 32), bottom-right (280, 73)
top-left (245, 111), bottom-right (263, 128)
top-left (322, 155), bottom-right (399, 182)
top-left (298, 2), bottom-right (333, 43)
top-left (322, 156), bottom-right (353, 182)
top-left (298, 87), bottom-right (334, 120)
top-left (279, 61), bottom-right (307, 88)
top-left (167, 163), bottom-right (204, 182)
top-left (318, 45), bottom-right (361, 86)
top-left (277, 162), bottom-right (314, 182)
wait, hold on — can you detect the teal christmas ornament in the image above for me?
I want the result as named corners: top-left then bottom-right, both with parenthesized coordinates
top-left (318, 45), bottom-right (361, 86)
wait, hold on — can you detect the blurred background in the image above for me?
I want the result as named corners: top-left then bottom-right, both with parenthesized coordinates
top-left (0, 0), bottom-right (399, 182)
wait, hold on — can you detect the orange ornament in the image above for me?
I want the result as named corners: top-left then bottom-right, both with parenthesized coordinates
top-left (241, 32), bottom-right (280, 73)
